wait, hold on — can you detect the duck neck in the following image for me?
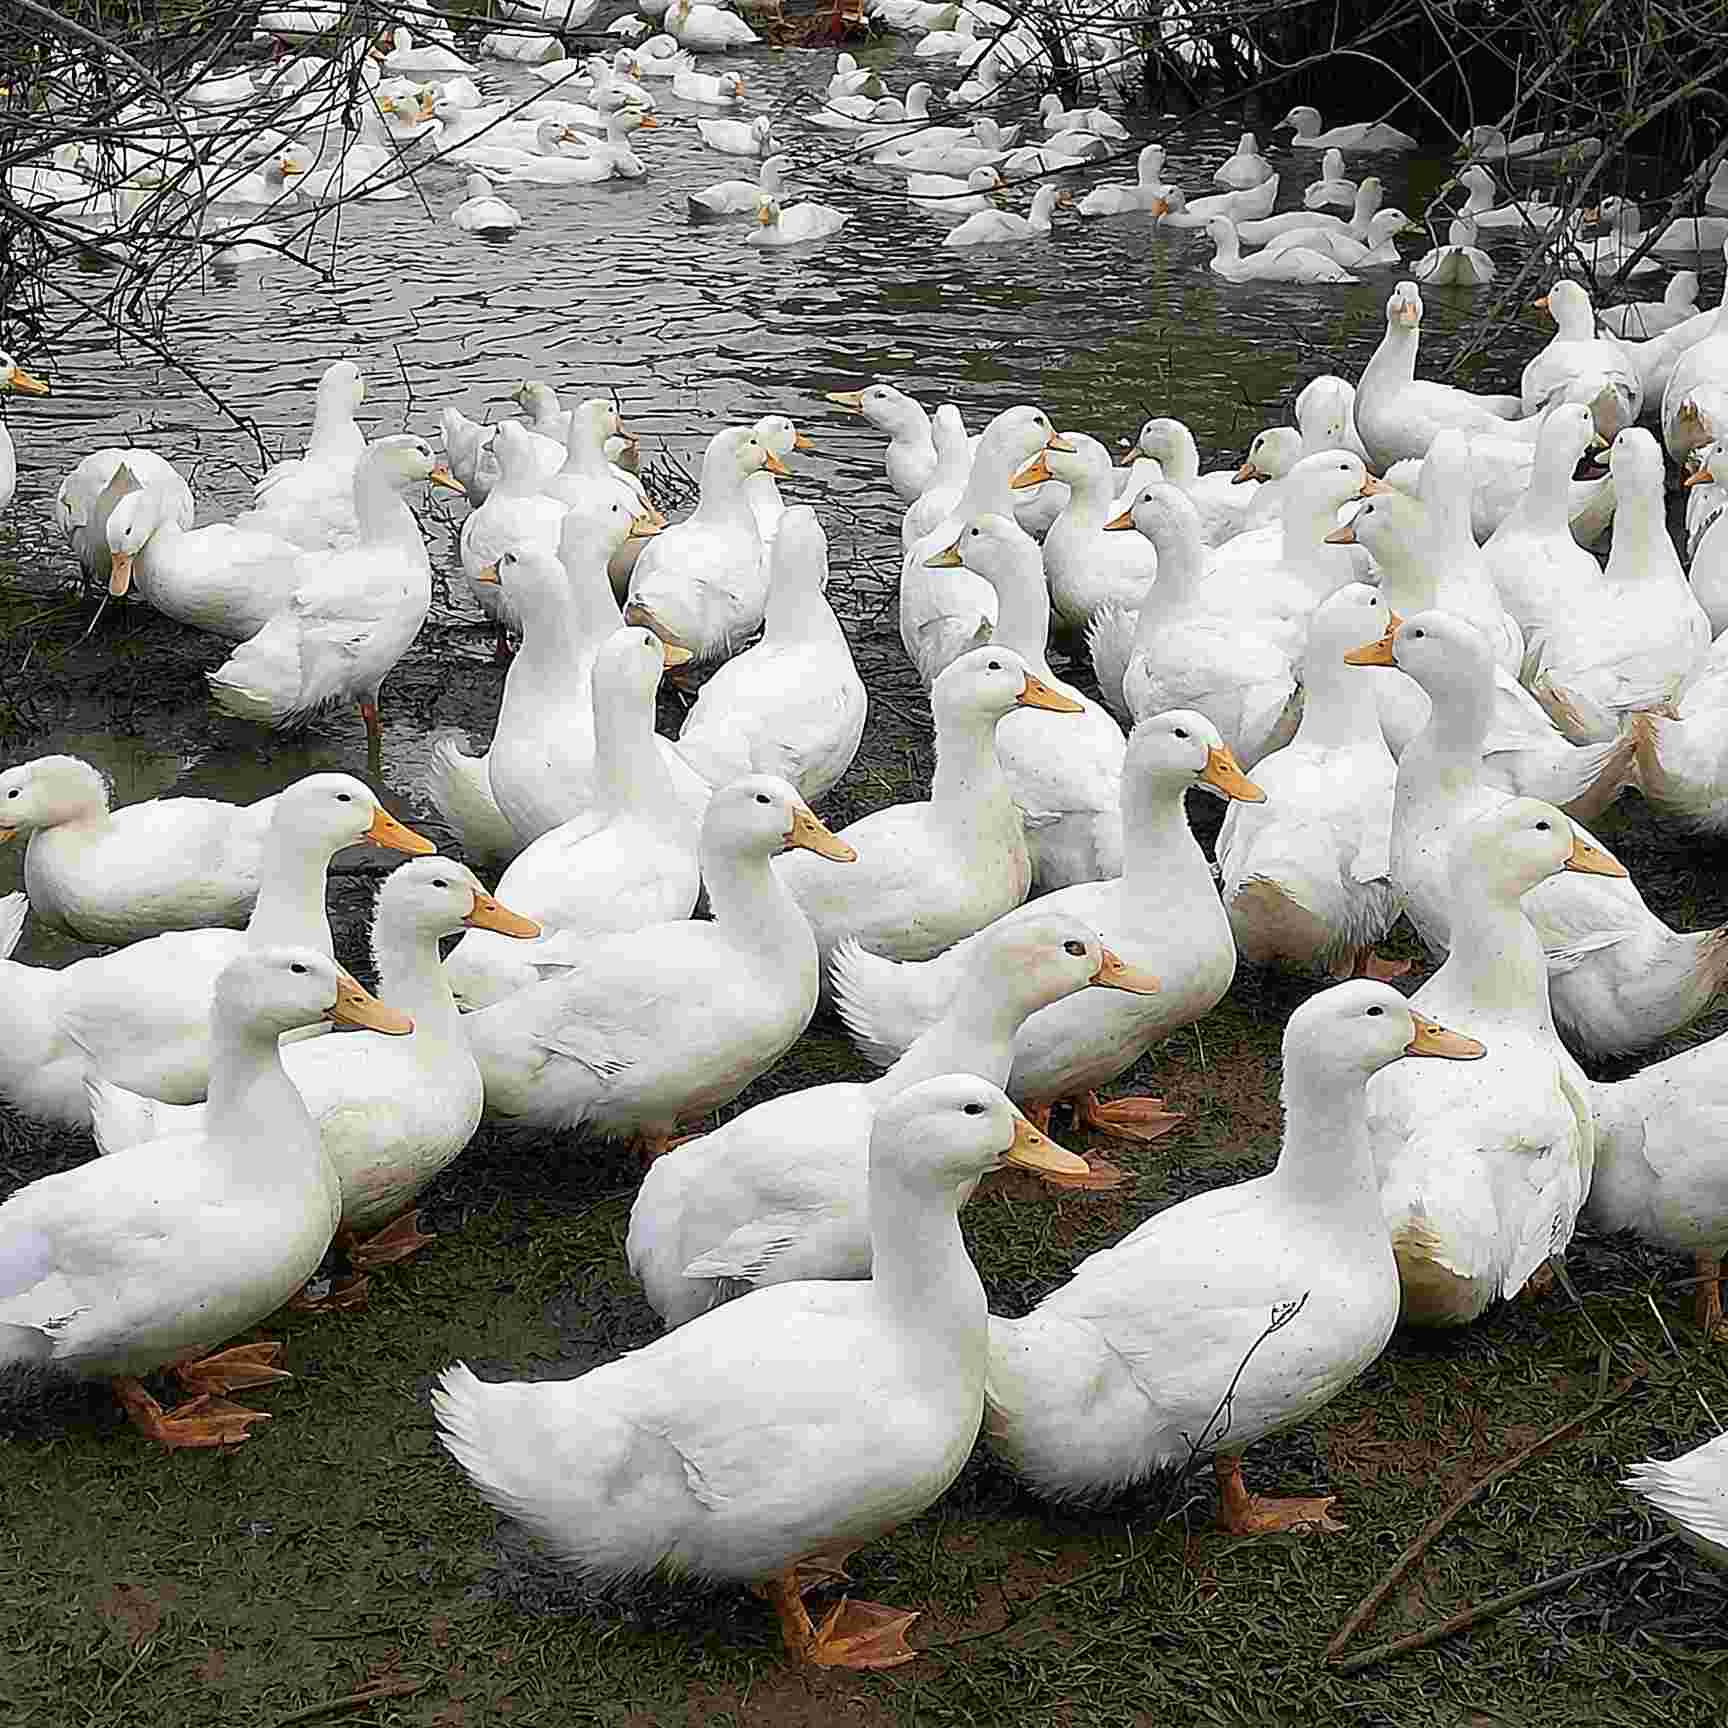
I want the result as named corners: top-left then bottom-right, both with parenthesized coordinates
top-left (690, 450), bottom-right (759, 531)
top-left (352, 463), bottom-right (418, 550)
top-left (1122, 770), bottom-right (1213, 897)
top-left (1402, 669), bottom-right (1488, 804)
top-left (1523, 434), bottom-right (1577, 531)
top-left (1133, 527), bottom-right (1203, 642)
top-left (1270, 1067), bottom-right (1387, 1225)
top-left (373, 917), bottom-right (463, 1047)
top-left (930, 707), bottom-right (1014, 835)
top-left (763, 563), bottom-right (838, 646)
top-left (506, 574), bottom-right (588, 701)
top-left (958, 429), bottom-right (1020, 520)
top-left (1298, 641), bottom-right (1386, 751)
top-left (245, 829), bottom-right (334, 954)
top-left (308, 384), bottom-right (354, 459)
top-left (593, 674), bottom-right (678, 822)
top-left (876, 984), bottom-right (1028, 1096)
top-left (867, 1163), bottom-right (986, 1390)
top-left (1364, 320), bottom-right (1416, 390)
top-left (1368, 517), bottom-right (1437, 614)
top-left (1434, 878), bottom-right (1554, 1028)
top-left (715, 842), bottom-right (815, 973)
top-left (204, 1018), bottom-right (321, 1179)
top-left (1605, 476), bottom-right (1670, 582)
top-left (984, 560), bottom-right (1053, 675)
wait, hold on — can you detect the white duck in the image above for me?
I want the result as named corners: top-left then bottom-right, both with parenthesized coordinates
top-left (1278, 105), bottom-right (1418, 152)
top-left (629, 917), bottom-right (1124, 1326)
top-left (689, 149), bottom-right (789, 214)
top-left (1598, 272), bottom-right (1700, 339)
top-left (985, 982), bottom-right (1481, 1519)
top-left (1365, 801), bottom-right (1609, 1325)
top-left (443, 626), bottom-right (699, 1010)
top-left (1350, 609), bottom-right (1728, 1057)
top-left (676, 508), bottom-right (868, 803)
top-left (908, 165), bottom-right (1002, 217)
top-left (835, 711), bottom-right (1257, 1155)
top-left (209, 435), bottom-right (462, 754)
top-left (1302, 148), bottom-right (1356, 211)
top-left (899, 405), bottom-right (1066, 686)
top-left (540, 396), bottom-right (660, 600)
top-left (1624, 1436), bottom-right (1728, 1569)
top-left (929, 513), bottom-right (1124, 888)
top-left (1262, 208), bottom-right (1410, 270)
top-left (1456, 163), bottom-right (1561, 232)
top-left (0, 774), bottom-right (430, 1129)
top-left (696, 113), bottom-right (776, 156)
top-left (1661, 264), bottom-right (1728, 464)
top-left (0, 352), bottom-right (49, 513)
top-left (435, 1075), bottom-right (1071, 1669)
top-left (456, 420), bottom-right (570, 646)
top-left (1528, 428), bottom-right (1710, 742)
top-left (1089, 485), bottom-right (1299, 764)
top-left (624, 422), bottom-right (787, 663)
top-left (1522, 279), bottom-right (1643, 438)
top-left (672, 67), bottom-right (743, 105)
top-left (825, 380), bottom-right (942, 500)
top-left (1294, 373), bottom-right (1371, 461)
top-left (451, 171), bottom-right (522, 233)
top-left (87, 861), bottom-right (535, 1290)
top-left (464, 778), bottom-right (853, 1157)
top-left (1077, 144), bottom-right (1169, 217)
top-left (1411, 216), bottom-right (1496, 285)
top-left (1354, 280), bottom-right (1536, 468)
top-left (0, 755), bottom-right (278, 943)
top-left (665, 0), bottom-right (759, 48)
top-left (752, 195), bottom-right (850, 245)
top-left (0, 949), bottom-right (401, 1447)
top-left (1213, 131), bottom-right (1273, 189)
top-left (1233, 175), bottom-right (1378, 244)
top-left (943, 183), bottom-right (1064, 247)
top-left (1201, 217), bottom-right (1355, 284)
top-left (777, 648), bottom-right (1080, 980)
top-left (1218, 590), bottom-right (1402, 976)
top-left (55, 447), bottom-right (194, 590)
top-left (1034, 433), bottom-right (1158, 643)
top-left (1119, 417), bottom-right (1256, 546)
top-left (901, 405), bottom-right (973, 547)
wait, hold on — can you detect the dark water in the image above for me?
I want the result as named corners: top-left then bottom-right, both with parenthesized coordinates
top-left (1, 32), bottom-right (1718, 959)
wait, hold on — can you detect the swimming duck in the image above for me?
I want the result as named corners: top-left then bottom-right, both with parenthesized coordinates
top-left (900, 405), bottom-right (1066, 685)
top-left (1411, 216), bottom-right (1496, 285)
top-left (1624, 1435), bottom-right (1728, 1568)
top-left (985, 981), bottom-right (1481, 1518)
top-left (908, 165), bottom-right (1003, 217)
top-left (752, 196), bottom-right (850, 245)
top-left (1354, 281), bottom-right (1537, 468)
top-left (835, 711), bottom-right (1257, 1157)
top-left (1213, 131), bottom-right (1273, 189)
top-left (1455, 163), bottom-right (1561, 232)
top-left (0, 754), bottom-right (280, 943)
top-left (443, 626), bottom-right (699, 1010)
top-left (436, 1074), bottom-right (1071, 1669)
top-left (1365, 801), bottom-right (1609, 1325)
top-left (690, 149), bottom-right (790, 214)
top-left (1033, 433), bottom-right (1158, 644)
top-left (1218, 590), bottom-right (1402, 976)
top-left (451, 171), bottom-right (522, 233)
top-left (1528, 429), bottom-right (1710, 743)
top-left (931, 512), bottom-right (1125, 888)
top-left (629, 916), bottom-right (1126, 1326)
top-left (1460, 126), bottom-right (1600, 166)
top-left (0, 949), bottom-right (402, 1447)
top-left (1302, 148), bottom-right (1357, 210)
top-left (671, 67), bottom-right (743, 105)
top-left (695, 113), bottom-right (776, 156)
top-left (1233, 176), bottom-right (1379, 245)
top-left (1522, 280), bottom-right (1643, 439)
top-left (1349, 609), bottom-right (1728, 1057)
top-left (1261, 208), bottom-right (1410, 270)
top-left (676, 508), bottom-right (868, 803)
top-left (776, 648), bottom-right (1079, 981)
top-left (1201, 216), bottom-right (1355, 284)
top-left (209, 435), bottom-right (460, 755)
top-left (0, 774), bottom-right (430, 1129)
top-left (465, 777), bottom-right (852, 1156)
top-left (1278, 105), bottom-right (1418, 152)
top-left (943, 184), bottom-right (1064, 247)
top-left (624, 422), bottom-right (787, 664)
top-left (665, 0), bottom-right (759, 48)
top-left (1078, 144), bottom-right (1169, 217)
top-left (90, 859), bottom-right (536, 1297)
top-left (1598, 272), bottom-right (1700, 339)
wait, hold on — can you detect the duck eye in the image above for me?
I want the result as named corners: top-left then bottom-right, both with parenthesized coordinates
top-left (754, 792), bottom-right (771, 805)
top-left (987, 659), bottom-right (1002, 670)
top-left (1173, 727), bottom-right (1189, 739)
top-left (1366, 1004), bottom-right (1383, 1017)
top-left (1063, 939), bottom-right (1087, 957)
top-left (6, 789), bottom-right (16, 799)
top-left (337, 792), bottom-right (352, 803)
top-left (1535, 820), bottom-right (1550, 832)
top-left (963, 1101), bottom-right (985, 1116)
top-left (291, 962), bottom-right (308, 975)
top-left (433, 878), bottom-right (449, 888)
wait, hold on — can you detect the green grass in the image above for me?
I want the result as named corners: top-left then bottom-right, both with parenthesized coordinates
top-left (3, 592), bottom-right (1728, 1728)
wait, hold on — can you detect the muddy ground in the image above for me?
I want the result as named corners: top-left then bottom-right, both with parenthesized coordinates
top-left (2, 508), bottom-right (1727, 1728)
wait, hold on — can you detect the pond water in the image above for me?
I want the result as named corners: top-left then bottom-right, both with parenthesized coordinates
top-left (1, 28), bottom-right (1719, 969)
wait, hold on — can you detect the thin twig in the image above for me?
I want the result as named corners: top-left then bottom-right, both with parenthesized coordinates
top-left (270, 1676), bottom-right (427, 1728)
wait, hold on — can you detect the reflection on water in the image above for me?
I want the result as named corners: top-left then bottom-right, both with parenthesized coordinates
top-left (1, 37), bottom-right (1719, 949)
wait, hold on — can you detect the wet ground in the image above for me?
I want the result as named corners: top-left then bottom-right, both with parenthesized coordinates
top-left (3, 25), bottom-right (1728, 1728)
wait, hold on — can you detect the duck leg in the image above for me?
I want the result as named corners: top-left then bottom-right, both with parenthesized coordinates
top-left (287, 1274), bottom-right (371, 1313)
top-left (1073, 1090), bottom-right (1184, 1145)
top-left (1345, 948), bottom-right (1412, 982)
top-left (174, 1341), bottom-right (292, 1395)
top-left (112, 1378), bottom-right (273, 1449)
top-left (359, 699), bottom-right (382, 767)
top-left (491, 626), bottom-right (515, 665)
top-left (760, 1570), bottom-right (919, 1670)
top-left (347, 1211), bottom-right (436, 1269)
top-left (1696, 1251), bottom-right (1724, 1338)
top-left (1214, 1455), bottom-right (1344, 1535)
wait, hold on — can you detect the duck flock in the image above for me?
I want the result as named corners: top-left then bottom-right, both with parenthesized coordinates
top-left (3, 0), bottom-right (1728, 1676)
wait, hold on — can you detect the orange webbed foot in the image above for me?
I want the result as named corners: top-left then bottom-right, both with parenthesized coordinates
top-left (287, 1273), bottom-right (372, 1313)
top-left (1214, 1455), bottom-right (1344, 1535)
top-left (173, 1341), bottom-right (291, 1395)
top-left (805, 1598), bottom-right (920, 1669)
top-left (348, 1211), bottom-right (436, 1269)
top-left (1074, 1091), bottom-right (1185, 1144)
top-left (113, 1379), bottom-right (273, 1450)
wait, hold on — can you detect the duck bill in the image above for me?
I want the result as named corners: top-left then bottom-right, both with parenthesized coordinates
top-left (622, 599), bottom-right (684, 652)
top-left (1010, 452), bottom-right (1053, 490)
top-left (783, 803), bottom-right (856, 862)
top-left (659, 640), bottom-right (694, 668)
top-left (474, 561), bottom-right (500, 585)
top-left (1197, 744), bottom-right (1265, 802)
top-left (1102, 505), bottom-right (1136, 531)
top-left (107, 551), bottom-right (135, 597)
top-left (1564, 835), bottom-right (1628, 877)
top-left (628, 513), bottom-right (662, 539)
top-left (1115, 444), bottom-right (1142, 467)
top-left (4, 365), bottom-right (49, 396)
top-left (1682, 467), bottom-right (1711, 488)
top-left (1090, 946), bottom-right (1159, 994)
top-left (1404, 1011), bottom-right (1486, 1061)
top-left (761, 450), bottom-right (791, 477)
top-left (1358, 473), bottom-right (1389, 495)
top-left (825, 390), bottom-right (868, 412)
top-left (0, 826), bottom-right (15, 844)
top-left (1232, 462), bottom-right (1262, 484)
top-left (464, 891), bottom-right (541, 938)
top-left (428, 464), bottom-right (466, 493)
top-left (364, 806), bottom-right (436, 855)
top-left (1531, 294), bottom-right (1550, 311)
top-left (925, 537), bottom-right (966, 568)
top-left (1394, 301), bottom-right (1420, 326)
top-left (1017, 673), bottom-right (1085, 714)
top-left (1344, 626), bottom-right (1399, 667)
top-left (1323, 522), bottom-right (1357, 544)
top-left (326, 971), bottom-right (415, 1036)
top-left (1044, 432), bottom-right (1076, 453)
top-left (792, 431), bottom-right (813, 452)
top-left (1001, 1112), bottom-right (1092, 1178)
